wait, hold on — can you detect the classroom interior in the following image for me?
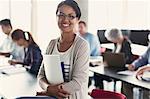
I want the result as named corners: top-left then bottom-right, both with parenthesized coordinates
top-left (0, 0), bottom-right (150, 99)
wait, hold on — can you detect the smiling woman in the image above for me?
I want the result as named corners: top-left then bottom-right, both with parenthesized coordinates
top-left (38, 0), bottom-right (90, 99)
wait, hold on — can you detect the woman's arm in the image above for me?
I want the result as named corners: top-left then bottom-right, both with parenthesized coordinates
top-left (136, 66), bottom-right (150, 77)
top-left (29, 46), bottom-right (43, 75)
top-left (8, 60), bottom-right (24, 65)
top-left (38, 65), bottom-right (49, 90)
top-left (38, 65), bottom-right (69, 98)
top-left (131, 48), bottom-right (150, 70)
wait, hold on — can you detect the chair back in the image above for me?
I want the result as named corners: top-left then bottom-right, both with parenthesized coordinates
top-left (90, 89), bottom-right (127, 99)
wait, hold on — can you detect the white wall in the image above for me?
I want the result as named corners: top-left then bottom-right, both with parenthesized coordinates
top-left (1, 0), bottom-right (150, 51)
top-left (36, 0), bottom-right (61, 52)
top-left (10, 0), bottom-right (31, 31)
top-left (0, 0), bottom-right (10, 45)
top-left (88, 0), bottom-right (150, 35)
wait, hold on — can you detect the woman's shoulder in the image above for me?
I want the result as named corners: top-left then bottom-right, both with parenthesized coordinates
top-left (75, 35), bottom-right (88, 45)
top-left (47, 38), bottom-right (58, 47)
top-left (29, 44), bottom-right (41, 52)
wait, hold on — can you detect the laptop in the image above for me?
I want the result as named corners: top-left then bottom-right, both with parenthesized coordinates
top-left (103, 52), bottom-right (126, 71)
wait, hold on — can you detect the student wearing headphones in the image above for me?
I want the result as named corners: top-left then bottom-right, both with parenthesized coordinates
top-left (8, 29), bottom-right (43, 75)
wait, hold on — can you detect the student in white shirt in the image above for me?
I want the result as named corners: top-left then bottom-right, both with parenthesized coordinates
top-left (0, 19), bottom-right (24, 61)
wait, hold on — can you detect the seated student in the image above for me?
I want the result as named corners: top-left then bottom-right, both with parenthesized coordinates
top-left (125, 48), bottom-right (150, 99)
top-left (94, 28), bottom-right (134, 90)
top-left (79, 21), bottom-right (101, 56)
top-left (105, 28), bottom-right (133, 64)
top-left (78, 20), bottom-right (101, 87)
top-left (0, 19), bottom-right (24, 61)
top-left (105, 29), bottom-right (137, 98)
top-left (9, 29), bottom-right (43, 75)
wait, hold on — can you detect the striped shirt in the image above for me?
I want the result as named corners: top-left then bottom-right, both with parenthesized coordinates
top-left (52, 39), bottom-right (73, 82)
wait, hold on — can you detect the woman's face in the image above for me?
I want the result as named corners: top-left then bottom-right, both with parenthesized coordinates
top-left (57, 5), bottom-right (79, 34)
top-left (14, 39), bottom-right (25, 47)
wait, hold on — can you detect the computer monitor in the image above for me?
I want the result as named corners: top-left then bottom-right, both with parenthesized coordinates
top-left (129, 30), bottom-right (149, 46)
top-left (97, 29), bottom-right (130, 44)
top-left (97, 30), bottom-right (111, 44)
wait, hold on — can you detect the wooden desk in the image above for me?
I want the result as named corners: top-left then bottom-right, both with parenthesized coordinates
top-left (90, 66), bottom-right (150, 90)
top-left (0, 72), bottom-right (38, 99)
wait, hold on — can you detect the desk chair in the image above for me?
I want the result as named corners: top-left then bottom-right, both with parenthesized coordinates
top-left (89, 89), bottom-right (127, 99)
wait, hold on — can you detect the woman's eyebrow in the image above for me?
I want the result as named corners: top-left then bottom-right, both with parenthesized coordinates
top-left (59, 11), bottom-right (76, 15)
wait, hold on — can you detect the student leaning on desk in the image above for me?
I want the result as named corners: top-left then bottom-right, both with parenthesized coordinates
top-left (37, 0), bottom-right (89, 99)
top-left (0, 19), bottom-right (24, 61)
top-left (123, 47), bottom-right (150, 99)
top-left (8, 29), bottom-right (43, 76)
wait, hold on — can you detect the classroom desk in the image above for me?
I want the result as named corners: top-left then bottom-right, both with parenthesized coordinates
top-left (101, 43), bottom-right (148, 56)
top-left (0, 72), bottom-right (38, 99)
top-left (90, 66), bottom-right (150, 90)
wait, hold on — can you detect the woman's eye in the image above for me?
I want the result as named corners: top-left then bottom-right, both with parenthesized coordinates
top-left (68, 15), bottom-right (76, 20)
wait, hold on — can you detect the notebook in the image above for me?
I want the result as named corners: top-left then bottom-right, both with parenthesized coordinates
top-left (103, 52), bottom-right (126, 70)
top-left (1, 67), bottom-right (26, 75)
top-left (43, 55), bottom-right (64, 85)
top-left (1, 65), bottom-right (26, 75)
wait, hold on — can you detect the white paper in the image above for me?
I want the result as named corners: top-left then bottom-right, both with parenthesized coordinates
top-left (1, 67), bottom-right (26, 75)
top-left (43, 54), bottom-right (64, 84)
top-left (117, 70), bottom-right (136, 76)
top-left (0, 65), bottom-right (14, 71)
top-left (142, 71), bottom-right (150, 78)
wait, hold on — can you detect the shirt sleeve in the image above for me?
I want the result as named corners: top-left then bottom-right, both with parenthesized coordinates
top-left (132, 48), bottom-right (150, 69)
top-left (11, 44), bottom-right (24, 61)
top-left (62, 40), bottom-right (90, 94)
top-left (30, 46), bottom-right (43, 75)
top-left (90, 35), bottom-right (101, 56)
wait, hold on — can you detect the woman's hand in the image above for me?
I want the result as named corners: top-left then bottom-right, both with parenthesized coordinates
top-left (136, 66), bottom-right (149, 79)
top-left (8, 60), bottom-right (17, 65)
top-left (128, 64), bottom-right (135, 71)
top-left (45, 84), bottom-right (70, 98)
